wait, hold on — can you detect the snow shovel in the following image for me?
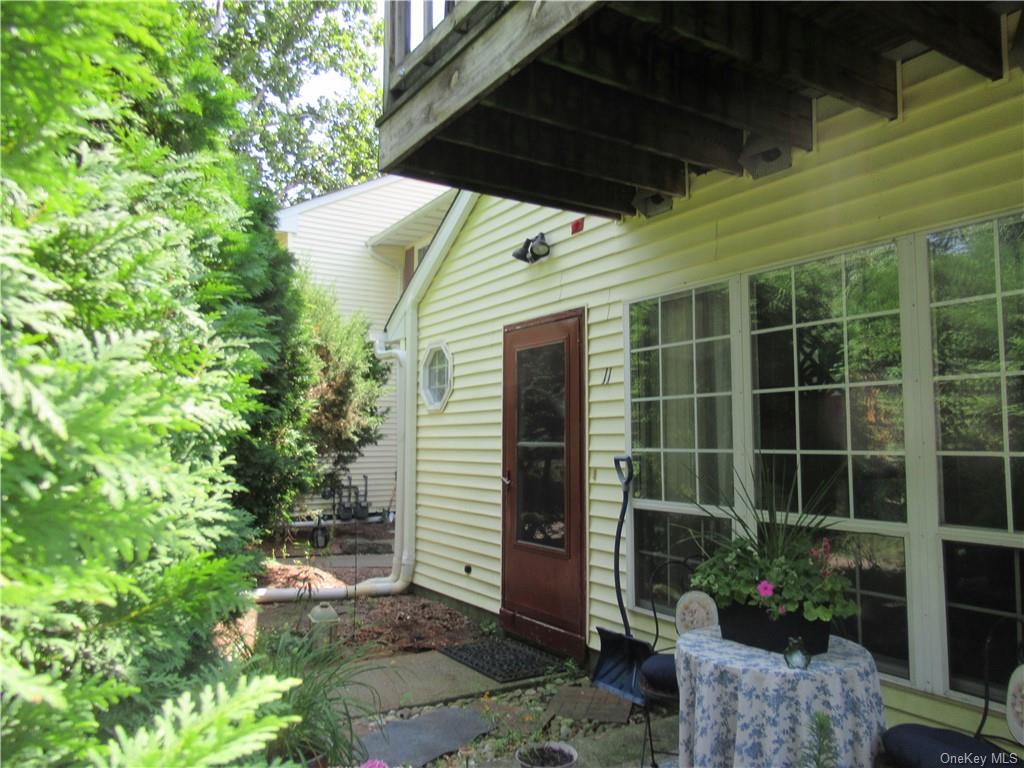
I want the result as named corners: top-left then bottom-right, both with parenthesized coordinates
top-left (591, 455), bottom-right (654, 706)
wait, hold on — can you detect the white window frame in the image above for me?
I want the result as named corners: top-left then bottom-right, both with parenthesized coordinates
top-left (421, 341), bottom-right (453, 411)
top-left (623, 208), bottom-right (1024, 705)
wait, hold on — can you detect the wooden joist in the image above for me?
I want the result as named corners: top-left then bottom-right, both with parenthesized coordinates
top-left (543, 8), bottom-right (813, 150)
top-left (398, 142), bottom-right (637, 218)
top-left (485, 63), bottom-right (744, 175)
top-left (439, 106), bottom-right (690, 197)
top-left (378, 0), bottom-right (600, 171)
top-left (612, 1), bottom-right (898, 118)
top-left (869, 2), bottom-right (1004, 81)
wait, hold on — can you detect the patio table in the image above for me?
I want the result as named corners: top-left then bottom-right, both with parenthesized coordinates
top-left (675, 625), bottom-right (885, 768)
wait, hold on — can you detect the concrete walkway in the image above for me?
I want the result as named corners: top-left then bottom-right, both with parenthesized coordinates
top-left (349, 650), bottom-right (549, 712)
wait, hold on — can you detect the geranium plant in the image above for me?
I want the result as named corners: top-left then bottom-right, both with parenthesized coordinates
top-left (689, 468), bottom-right (858, 623)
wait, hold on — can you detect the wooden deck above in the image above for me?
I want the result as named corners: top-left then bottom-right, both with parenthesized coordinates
top-left (379, 1), bottom-right (1019, 218)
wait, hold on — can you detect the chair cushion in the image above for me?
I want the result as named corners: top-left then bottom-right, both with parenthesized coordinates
top-left (882, 723), bottom-right (1013, 768)
top-left (639, 653), bottom-right (678, 696)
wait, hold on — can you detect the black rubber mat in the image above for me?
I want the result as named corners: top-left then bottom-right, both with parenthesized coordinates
top-left (440, 637), bottom-right (562, 682)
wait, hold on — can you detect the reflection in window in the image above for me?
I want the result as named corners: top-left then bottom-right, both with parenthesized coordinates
top-left (749, 243), bottom-right (906, 521)
top-left (629, 284), bottom-right (733, 505)
top-left (516, 343), bottom-right (566, 549)
top-left (944, 541), bottom-right (1024, 699)
top-left (634, 509), bottom-right (730, 615)
top-left (929, 215), bottom-right (1023, 531)
top-left (831, 533), bottom-right (909, 678)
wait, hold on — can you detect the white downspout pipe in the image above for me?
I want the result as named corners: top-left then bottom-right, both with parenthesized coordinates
top-left (251, 312), bottom-right (417, 603)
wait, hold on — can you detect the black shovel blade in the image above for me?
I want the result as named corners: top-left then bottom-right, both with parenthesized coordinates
top-left (591, 626), bottom-right (653, 706)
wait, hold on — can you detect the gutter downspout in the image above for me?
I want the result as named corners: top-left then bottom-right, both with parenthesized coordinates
top-left (252, 314), bottom-right (416, 603)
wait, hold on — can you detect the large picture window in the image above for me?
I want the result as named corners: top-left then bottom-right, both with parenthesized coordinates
top-left (626, 211), bottom-right (1023, 699)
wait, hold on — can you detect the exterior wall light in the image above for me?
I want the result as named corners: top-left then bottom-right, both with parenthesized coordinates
top-left (512, 232), bottom-right (550, 264)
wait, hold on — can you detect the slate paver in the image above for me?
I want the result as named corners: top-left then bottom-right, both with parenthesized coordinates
top-left (360, 706), bottom-right (493, 767)
top-left (544, 683), bottom-right (633, 724)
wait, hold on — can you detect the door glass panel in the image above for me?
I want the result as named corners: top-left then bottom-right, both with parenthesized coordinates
top-left (516, 342), bottom-right (566, 549)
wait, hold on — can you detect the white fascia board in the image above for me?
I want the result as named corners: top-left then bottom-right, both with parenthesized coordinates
top-left (384, 190), bottom-right (480, 340)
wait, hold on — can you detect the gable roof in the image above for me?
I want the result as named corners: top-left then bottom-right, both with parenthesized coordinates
top-left (276, 176), bottom-right (413, 234)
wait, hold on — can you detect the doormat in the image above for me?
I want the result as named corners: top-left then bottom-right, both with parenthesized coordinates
top-left (440, 637), bottom-right (561, 682)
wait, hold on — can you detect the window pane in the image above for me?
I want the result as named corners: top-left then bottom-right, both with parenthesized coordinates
top-left (940, 455), bottom-right (1006, 528)
top-left (799, 389), bottom-right (848, 450)
top-left (631, 349), bottom-right (659, 398)
top-left (695, 285), bottom-right (729, 338)
top-left (751, 268), bottom-right (792, 330)
top-left (635, 509), bottom-right (730, 615)
top-left (929, 222), bottom-right (996, 302)
top-left (695, 339), bottom-right (731, 393)
top-left (932, 300), bottom-right (1000, 375)
top-left (630, 299), bottom-right (659, 348)
top-left (697, 395), bottom-right (732, 450)
top-left (936, 378), bottom-right (1004, 452)
top-left (664, 453), bottom-right (696, 503)
top-left (801, 454), bottom-right (849, 516)
top-left (698, 452), bottom-right (734, 506)
top-left (516, 445), bottom-right (565, 549)
top-left (754, 453), bottom-right (798, 513)
top-left (999, 213), bottom-right (1024, 291)
top-left (1004, 294), bottom-right (1024, 373)
top-left (632, 401), bottom-right (660, 449)
top-left (795, 256), bottom-right (843, 323)
top-left (832, 533), bottom-right (909, 678)
top-left (797, 322), bottom-right (845, 386)
top-left (518, 343), bottom-right (564, 442)
top-left (661, 293), bottom-right (693, 344)
top-left (848, 315), bottom-right (902, 382)
top-left (1010, 375), bottom-right (1024, 452)
top-left (753, 329), bottom-right (794, 389)
top-left (850, 385), bottom-right (904, 451)
top-left (662, 344), bottom-right (694, 396)
top-left (755, 392), bottom-right (796, 450)
top-left (944, 542), bottom-right (1024, 699)
top-left (664, 398), bottom-right (695, 450)
top-left (852, 456), bottom-right (907, 522)
top-left (633, 452), bottom-right (662, 501)
top-left (846, 245), bottom-right (899, 315)
top-left (1013, 457), bottom-right (1023, 532)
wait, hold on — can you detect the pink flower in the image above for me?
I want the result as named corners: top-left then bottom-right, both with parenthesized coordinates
top-left (361, 761), bottom-right (389, 768)
top-left (778, 605), bottom-right (787, 615)
top-left (821, 537), bottom-right (831, 557)
top-left (757, 580), bottom-right (775, 598)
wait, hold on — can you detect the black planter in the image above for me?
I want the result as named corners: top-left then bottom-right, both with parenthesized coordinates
top-left (718, 603), bottom-right (830, 655)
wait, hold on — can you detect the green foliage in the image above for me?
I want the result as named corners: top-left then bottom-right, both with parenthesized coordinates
top-left (800, 712), bottom-right (839, 768)
top-left (94, 675), bottom-right (301, 768)
top-left (229, 629), bottom-right (378, 765)
top-left (188, 0), bottom-right (382, 205)
top-left (689, 468), bottom-right (858, 623)
top-left (0, 2), bottom-right (336, 763)
top-left (302, 275), bottom-right (390, 471)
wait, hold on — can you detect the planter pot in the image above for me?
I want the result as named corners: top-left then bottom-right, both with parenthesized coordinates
top-left (515, 741), bottom-right (579, 768)
top-left (718, 603), bottom-right (830, 655)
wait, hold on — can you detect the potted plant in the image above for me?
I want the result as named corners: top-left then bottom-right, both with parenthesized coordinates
top-left (689, 470), bottom-right (857, 655)
top-left (514, 742), bottom-right (579, 768)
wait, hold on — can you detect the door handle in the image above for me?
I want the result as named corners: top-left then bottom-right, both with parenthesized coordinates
top-left (501, 470), bottom-right (511, 487)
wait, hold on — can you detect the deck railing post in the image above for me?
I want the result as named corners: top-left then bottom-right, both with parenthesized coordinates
top-left (385, 0), bottom-right (411, 106)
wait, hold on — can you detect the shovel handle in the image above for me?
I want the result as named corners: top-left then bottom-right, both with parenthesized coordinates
top-left (614, 455), bottom-right (633, 488)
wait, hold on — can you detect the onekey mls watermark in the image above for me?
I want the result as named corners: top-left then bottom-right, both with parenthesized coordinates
top-left (939, 752), bottom-right (1020, 765)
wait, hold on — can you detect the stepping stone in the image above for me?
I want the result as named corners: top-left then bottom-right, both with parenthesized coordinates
top-left (544, 683), bottom-right (633, 724)
top-left (360, 706), bottom-right (493, 767)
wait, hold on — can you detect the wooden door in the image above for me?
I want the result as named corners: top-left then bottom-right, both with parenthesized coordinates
top-left (500, 309), bottom-right (585, 659)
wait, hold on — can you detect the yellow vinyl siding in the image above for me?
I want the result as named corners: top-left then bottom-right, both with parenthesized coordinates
top-left (412, 51), bottom-right (1022, 734)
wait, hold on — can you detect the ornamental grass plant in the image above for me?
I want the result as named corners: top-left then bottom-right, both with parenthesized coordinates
top-left (689, 467), bottom-right (858, 624)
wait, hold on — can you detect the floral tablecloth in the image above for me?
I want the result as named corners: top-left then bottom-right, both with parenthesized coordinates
top-left (675, 626), bottom-right (885, 768)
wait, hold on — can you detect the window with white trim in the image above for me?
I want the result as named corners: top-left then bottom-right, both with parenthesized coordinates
top-left (421, 342), bottom-right (452, 410)
top-left (626, 210), bottom-right (1023, 698)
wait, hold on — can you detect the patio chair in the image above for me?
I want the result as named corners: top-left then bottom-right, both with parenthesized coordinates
top-left (882, 617), bottom-right (1023, 767)
top-left (638, 559), bottom-right (718, 767)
